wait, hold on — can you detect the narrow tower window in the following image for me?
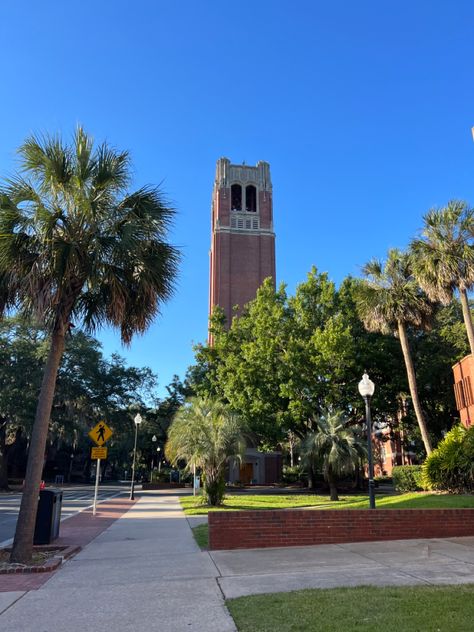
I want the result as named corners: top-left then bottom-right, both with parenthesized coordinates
top-left (231, 184), bottom-right (242, 211)
top-left (246, 185), bottom-right (257, 212)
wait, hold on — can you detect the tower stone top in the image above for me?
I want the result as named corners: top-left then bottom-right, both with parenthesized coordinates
top-left (215, 157), bottom-right (272, 192)
top-left (209, 157), bottom-right (276, 332)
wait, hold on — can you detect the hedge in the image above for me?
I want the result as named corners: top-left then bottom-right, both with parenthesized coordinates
top-left (423, 425), bottom-right (474, 493)
top-left (392, 465), bottom-right (424, 492)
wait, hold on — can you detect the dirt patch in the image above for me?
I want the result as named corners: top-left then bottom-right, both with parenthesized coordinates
top-left (0, 545), bottom-right (80, 574)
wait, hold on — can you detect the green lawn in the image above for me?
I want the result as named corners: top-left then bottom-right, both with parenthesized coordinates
top-left (191, 524), bottom-right (209, 549)
top-left (227, 585), bottom-right (474, 631)
top-left (180, 492), bottom-right (474, 515)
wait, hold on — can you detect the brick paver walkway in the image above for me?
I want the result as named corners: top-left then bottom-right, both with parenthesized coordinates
top-left (0, 496), bottom-right (136, 592)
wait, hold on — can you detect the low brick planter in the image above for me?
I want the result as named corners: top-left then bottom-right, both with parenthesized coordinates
top-left (208, 508), bottom-right (474, 550)
top-left (0, 545), bottom-right (80, 574)
top-left (141, 482), bottom-right (190, 490)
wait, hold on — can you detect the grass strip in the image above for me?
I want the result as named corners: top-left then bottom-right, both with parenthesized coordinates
top-left (180, 492), bottom-right (474, 515)
top-left (227, 584), bottom-right (474, 632)
top-left (191, 523), bottom-right (209, 549)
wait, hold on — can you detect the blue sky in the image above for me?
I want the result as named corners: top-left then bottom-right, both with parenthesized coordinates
top-left (1, 1), bottom-right (474, 395)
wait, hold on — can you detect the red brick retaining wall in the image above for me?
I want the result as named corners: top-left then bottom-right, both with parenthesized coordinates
top-left (208, 508), bottom-right (474, 550)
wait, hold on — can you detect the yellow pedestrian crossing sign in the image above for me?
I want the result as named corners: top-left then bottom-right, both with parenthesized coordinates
top-left (89, 421), bottom-right (113, 447)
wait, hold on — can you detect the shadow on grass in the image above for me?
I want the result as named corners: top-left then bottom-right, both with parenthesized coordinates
top-left (182, 492), bottom-right (474, 515)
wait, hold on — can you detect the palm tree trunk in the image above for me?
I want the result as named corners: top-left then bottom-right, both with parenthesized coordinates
top-left (397, 321), bottom-right (432, 455)
top-left (0, 419), bottom-right (9, 491)
top-left (10, 329), bottom-right (66, 563)
top-left (327, 473), bottom-right (339, 501)
top-left (459, 288), bottom-right (474, 356)
top-left (307, 463), bottom-right (316, 490)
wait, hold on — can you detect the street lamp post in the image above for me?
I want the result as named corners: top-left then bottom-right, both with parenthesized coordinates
top-left (157, 446), bottom-right (162, 472)
top-left (151, 435), bottom-right (157, 481)
top-left (130, 413), bottom-right (143, 501)
top-left (358, 372), bottom-right (376, 509)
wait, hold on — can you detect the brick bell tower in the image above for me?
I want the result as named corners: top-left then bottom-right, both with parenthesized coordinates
top-left (209, 157), bottom-right (276, 330)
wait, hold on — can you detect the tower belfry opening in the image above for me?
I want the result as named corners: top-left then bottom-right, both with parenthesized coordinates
top-left (209, 157), bottom-right (276, 332)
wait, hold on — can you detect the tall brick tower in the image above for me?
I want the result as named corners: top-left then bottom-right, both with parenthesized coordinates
top-left (209, 157), bottom-right (276, 328)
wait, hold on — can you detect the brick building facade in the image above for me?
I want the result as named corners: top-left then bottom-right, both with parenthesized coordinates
top-left (208, 158), bottom-right (280, 484)
top-left (453, 354), bottom-right (474, 427)
top-left (209, 157), bottom-right (276, 327)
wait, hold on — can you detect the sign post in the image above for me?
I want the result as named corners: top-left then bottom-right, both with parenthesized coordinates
top-left (93, 458), bottom-right (101, 516)
top-left (89, 422), bottom-right (113, 516)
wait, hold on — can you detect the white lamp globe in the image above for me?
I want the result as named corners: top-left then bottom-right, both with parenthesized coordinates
top-left (358, 373), bottom-right (375, 398)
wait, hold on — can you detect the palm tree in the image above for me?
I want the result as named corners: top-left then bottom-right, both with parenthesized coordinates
top-left (166, 397), bottom-right (246, 506)
top-left (410, 200), bottom-right (474, 354)
top-left (301, 410), bottom-right (366, 501)
top-left (356, 249), bottom-right (434, 455)
top-left (0, 128), bottom-right (179, 563)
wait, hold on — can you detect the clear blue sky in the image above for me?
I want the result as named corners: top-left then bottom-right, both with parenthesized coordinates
top-left (1, 1), bottom-right (474, 395)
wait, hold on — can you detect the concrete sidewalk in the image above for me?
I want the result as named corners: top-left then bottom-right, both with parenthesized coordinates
top-left (0, 492), bottom-right (236, 632)
top-left (3, 492), bottom-right (474, 631)
top-left (212, 536), bottom-right (474, 599)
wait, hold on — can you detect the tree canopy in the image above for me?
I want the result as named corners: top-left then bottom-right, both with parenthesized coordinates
top-left (0, 318), bottom-right (172, 488)
top-left (411, 201), bottom-right (474, 354)
top-left (189, 265), bottom-right (464, 456)
top-left (0, 128), bottom-right (179, 563)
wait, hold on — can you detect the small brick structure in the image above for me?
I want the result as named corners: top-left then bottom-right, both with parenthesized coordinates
top-left (208, 508), bottom-right (474, 550)
top-left (141, 482), bottom-right (189, 490)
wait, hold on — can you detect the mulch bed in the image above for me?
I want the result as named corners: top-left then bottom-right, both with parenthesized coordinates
top-left (0, 545), bottom-right (80, 574)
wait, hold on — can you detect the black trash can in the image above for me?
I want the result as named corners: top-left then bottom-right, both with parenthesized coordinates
top-left (34, 489), bottom-right (63, 545)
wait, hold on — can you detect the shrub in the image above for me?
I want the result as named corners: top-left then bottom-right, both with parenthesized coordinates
top-left (151, 467), bottom-right (172, 483)
top-left (282, 465), bottom-right (303, 484)
top-left (392, 465), bottom-right (424, 492)
top-left (422, 425), bottom-right (474, 493)
top-left (374, 475), bottom-right (393, 485)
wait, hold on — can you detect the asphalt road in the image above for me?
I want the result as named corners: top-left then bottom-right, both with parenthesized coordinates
top-left (0, 484), bottom-right (129, 544)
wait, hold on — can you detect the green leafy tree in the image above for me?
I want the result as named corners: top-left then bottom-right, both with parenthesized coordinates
top-left (411, 201), bottom-right (474, 354)
top-left (191, 265), bottom-right (465, 459)
top-left (194, 280), bottom-right (292, 444)
top-left (133, 375), bottom-right (192, 477)
top-left (188, 307), bottom-right (229, 401)
top-left (190, 270), bottom-right (354, 444)
top-left (412, 302), bottom-right (468, 439)
top-left (300, 410), bottom-right (366, 501)
top-left (356, 249), bottom-right (435, 455)
top-left (54, 335), bottom-right (158, 482)
top-left (0, 318), bottom-right (159, 488)
top-left (0, 128), bottom-right (179, 563)
top-left (0, 319), bottom-right (46, 489)
top-left (283, 268), bottom-right (351, 421)
top-left (165, 397), bottom-right (246, 506)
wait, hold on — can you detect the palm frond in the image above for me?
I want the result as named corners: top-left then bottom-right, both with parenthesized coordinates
top-left (411, 200), bottom-right (474, 299)
top-left (0, 127), bottom-right (179, 342)
top-left (301, 409), bottom-right (366, 480)
top-left (356, 248), bottom-right (436, 334)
